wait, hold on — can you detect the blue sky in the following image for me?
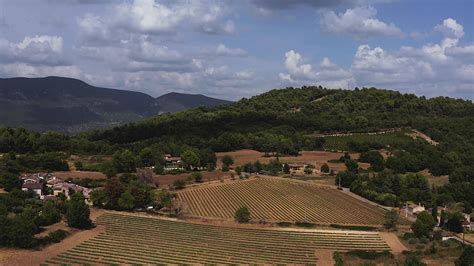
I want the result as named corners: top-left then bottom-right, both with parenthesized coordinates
top-left (0, 0), bottom-right (472, 100)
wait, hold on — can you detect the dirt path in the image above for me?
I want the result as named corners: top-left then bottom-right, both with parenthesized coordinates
top-left (314, 249), bottom-right (334, 266)
top-left (408, 130), bottom-right (439, 146)
top-left (0, 225), bottom-right (105, 266)
top-left (379, 232), bottom-right (408, 254)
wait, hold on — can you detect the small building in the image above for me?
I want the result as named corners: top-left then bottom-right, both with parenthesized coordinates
top-left (41, 195), bottom-right (58, 201)
top-left (286, 163), bottom-right (307, 175)
top-left (163, 154), bottom-right (184, 170)
top-left (462, 214), bottom-right (472, 231)
top-left (52, 182), bottom-right (92, 201)
top-left (22, 182), bottom-right (43, 197)
top-left (405, 203), bottom-right (426, 215)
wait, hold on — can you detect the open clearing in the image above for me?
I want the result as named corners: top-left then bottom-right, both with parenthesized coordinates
top-left (53, 170), bottom-right (107, 180)
top-left (177, 177), bottom-right (387, 225)
top-left (45, 213), bottom-right (391, 265)
top-left (217, 149), bottom-right (368, 172)
top-left (153, 170), bottom-right (225, 187)
top-left (321, 130), bottom-right (414, 151)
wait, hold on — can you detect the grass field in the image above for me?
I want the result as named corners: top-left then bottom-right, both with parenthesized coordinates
top-left (44, 213), bottom-right (391, 265)
top-left (177, 177), bottom-right (387, 225)
top-left (322, 130), bottom-right (414, 152)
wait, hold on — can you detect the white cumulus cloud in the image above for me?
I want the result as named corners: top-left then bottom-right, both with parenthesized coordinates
top-left (320, 6), bottom-right (404, 39)
top-left (434, 18), bottom-right (464, 39)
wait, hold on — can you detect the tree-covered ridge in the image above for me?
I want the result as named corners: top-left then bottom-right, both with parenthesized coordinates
top-left (85, 86), bottom-right (474, 154)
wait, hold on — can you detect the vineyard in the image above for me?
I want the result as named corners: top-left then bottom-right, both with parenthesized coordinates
top-left (177, 177), bottom-right (388, 225)
top-left (44, 213), bottom-right (391, 265)
top-left (322, 130), bottom-right (414, 151)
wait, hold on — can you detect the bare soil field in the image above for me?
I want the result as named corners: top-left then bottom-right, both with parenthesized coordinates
top-left (177, 177), bottom-right (387, 225)
top-left (53, 170), bottom-right (107, 180)
top-left (216, 149), bottom-right (369, 172)
top-left (153, 170), bottom-right (226, 187)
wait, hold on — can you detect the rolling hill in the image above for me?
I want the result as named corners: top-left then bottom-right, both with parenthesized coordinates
top-left (0, 76), bottom-right (232, 133)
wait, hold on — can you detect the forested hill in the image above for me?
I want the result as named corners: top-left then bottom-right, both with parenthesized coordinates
top-left (87, 86), bottom-right (474, 153)
top-left (0, 76), bottom-right (231, 133)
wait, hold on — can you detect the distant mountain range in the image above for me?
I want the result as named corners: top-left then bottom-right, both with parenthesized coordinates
top-left (0, 76), bottom-right (232, 133)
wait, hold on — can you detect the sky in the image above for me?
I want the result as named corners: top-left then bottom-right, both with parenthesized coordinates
top-left (0, 0), bottom-right (473, 100)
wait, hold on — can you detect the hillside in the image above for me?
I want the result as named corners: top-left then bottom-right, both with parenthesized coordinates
top-left (0, 76), bottom-right (231, 133)
top-left (89, 86), bottom-right (474, 151)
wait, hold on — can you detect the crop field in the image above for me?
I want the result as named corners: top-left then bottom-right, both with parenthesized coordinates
top-left (322, 130), bottom-right (414, 151)
top-left (177, 177), bottom-right (388, 225)
top-left (44, 213), bottom-right (391, 265)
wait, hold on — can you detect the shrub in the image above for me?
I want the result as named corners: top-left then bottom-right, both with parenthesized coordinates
top-left (234, 207), bottom-right (250, 223)
top-left (320, 163), bottom-right (330, 173)
top-left (276, 222), bottom-right (292, 227)
top-left (191, 172), bottom-right (203, 183)
top-left (419, 236), bottom-right (429, 244)
top-left (456, 246), bottom-right (474, 266)
top-left (294, 221), bottom-right (316, 228)
top-left (333, 252), bottom-right (344, 266)
top-left (346, 250), bottom-right (392, 260)
top-left (408, 238), bottom-right (418, 245)
top-left (47, 229), bottom-right (68, 243)
top-left (173, 179), bottom-right (186, 190)
top-left (411, 211), bottom-right (436, 237)
top-left (330, 224), bottom-right (376, 231)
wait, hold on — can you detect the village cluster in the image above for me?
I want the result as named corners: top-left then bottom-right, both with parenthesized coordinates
top-left (21, 173), bottom-right (92, 203)
top-left (402, 203), bottom-right (473, 231)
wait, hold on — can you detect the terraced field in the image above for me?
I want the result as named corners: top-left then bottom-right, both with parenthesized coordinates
top-left (322, 130), bottom-right (414, 151)
top-left (177, 177), bottom-right (387, 225)
top-left (45, 213), bottom-right (391, 265)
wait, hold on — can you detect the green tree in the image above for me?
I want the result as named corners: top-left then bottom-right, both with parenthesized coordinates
top-left (359, 150), bottom-right (385, 172)
top-left (66, 193), bottom-right (92, 229)
top-left (100, 162), bottom-right (117, 178)
top-left (282, 163), bottom-right (290, 174)
top-left (104, 177), bottom-right (126, 208)
top-left (446, 212), bottom-right (464, 233)
top-left (118, 191), bottom-right (135, 211)
top-left (456, 246), bottom-right (474, 266)
top-left (181, 150), bottom-right (200, 170)
top-left (384, 209), bottom-right (400, 229)
top-left (191, 172), bottom-right (203, 183)
top-left (112, 150), bottom-right (137, 173)
top-left (139, 147), bottom-right (155, 167)
top-left (235, 207), bottom-right (251, 223)
top-left (345, 159), bottom-right (359, 172)
top-left (173, 179), bottom-right (186, 190)
top-left (221, 155), bottom-right (234, 169)
top-left (90, 189), bottom-right (108, 207)
top-left (9, 210), bottom-right (38, 248)
top-left (154, 162), bottom-right (164, 175)
top-left (321, 163), bottom-right (330, 173)
top-left (0, 172), bottom-right (22, 191)
top-left (235, 166), bottom-right (242, 175)
top-left (411, 211), bottom-right (436, 237)
top-left (74, 161), bottom-right (84, 170)
top-left (37, 201), bottom-right (61, 226)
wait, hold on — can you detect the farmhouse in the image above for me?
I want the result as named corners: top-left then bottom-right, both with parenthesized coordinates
top-left (403, 203), bottom-right (425, 217)
top-left (21, 172), bottom-right (54, 183)
top-left (287, 163), bottom-right (307, 175)
top-left (163, 154), bottom-right (184, 170)
top-left (21, 182), bottom-right (43, 197)
top-left (52, 182), bottom-right (92, 200)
